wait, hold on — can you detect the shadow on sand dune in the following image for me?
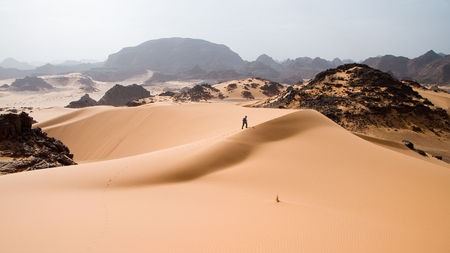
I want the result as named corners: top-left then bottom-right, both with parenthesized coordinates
top-left (114, 110), bottom-right (334, 188)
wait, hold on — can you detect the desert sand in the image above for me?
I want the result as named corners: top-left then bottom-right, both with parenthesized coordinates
top-left (0, 103), bottom-right (449, 252)
top-left (416, 88), bottom-right (450, 114)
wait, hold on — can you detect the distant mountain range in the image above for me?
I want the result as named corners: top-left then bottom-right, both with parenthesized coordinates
top-left (0, 58), bottom-right (35, 70)
top-left (101, 38), bottom-right (355, 83)
top-left (1, 38), bottom-right (449, 84)
top-left (362, 50), bottom-right (450, 84)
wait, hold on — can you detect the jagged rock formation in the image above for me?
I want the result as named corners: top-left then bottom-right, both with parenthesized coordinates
top-left (174, 84), bottom-right (224, 102)
top-left (98, 84), bottom-right (151, 106)
top-left (10, 76), bottom-right (54, 91)
top-left (260, 64), bottom-right (450, 134)
top-left (0, 112), bottom-right (76, 174)
top-left (66, 94), bottom-right (98, 108)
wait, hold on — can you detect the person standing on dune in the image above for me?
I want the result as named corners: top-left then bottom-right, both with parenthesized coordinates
top-left (242, 116), bottom-right (248, 129)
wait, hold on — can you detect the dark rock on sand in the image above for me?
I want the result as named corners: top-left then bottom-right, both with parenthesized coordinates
top-left (66, 94), bottom-right (98, 108)
top-left (174, 84), bottom-right (224, 102)
top-left (0, 112), bottom-right (76, 174)
top-left (98, 84), bottom-right (151, 106)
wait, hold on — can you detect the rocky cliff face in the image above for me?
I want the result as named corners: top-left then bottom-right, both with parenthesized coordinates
top-left (259, 64), bottom-right (450, 135)
top-left (0, 112), bottom-right (76, 174)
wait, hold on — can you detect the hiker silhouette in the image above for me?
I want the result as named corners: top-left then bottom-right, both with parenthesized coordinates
top-left (242, 116), bottom-right (248, 129)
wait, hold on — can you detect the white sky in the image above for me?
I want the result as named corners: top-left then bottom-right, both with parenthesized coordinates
top-left (0, 0), bottom-right (449, 63)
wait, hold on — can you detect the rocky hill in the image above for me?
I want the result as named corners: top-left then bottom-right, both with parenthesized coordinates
top-left (0, 112), bottom-right (76, 174)
top-left (260, 64), bottom-right (450, 135)
top-left (66, 94), bottom-right (98, 108)
top-left (214, 78), bottom-right (286, 100)
top-left (173, 84), bottom-right (224, 102)
top-left (10, 76), bottom-right (54, 91)
top-left (98, 84), bottom-right (151, 106)
top-left (171, 78), bottom-right (287, 102)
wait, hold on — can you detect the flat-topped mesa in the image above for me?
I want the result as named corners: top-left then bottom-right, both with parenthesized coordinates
top-left (0, 112), bottom-right (76, 174)
top-left (259, 64), bottom-right (450, 134)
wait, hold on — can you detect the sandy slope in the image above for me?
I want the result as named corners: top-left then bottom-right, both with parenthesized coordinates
top-left (36, 104), bottom-right (294, 162)
top-left (416, 89), bottom-right (450, 113)
top-left (0, 104), bottom-right (449, 253)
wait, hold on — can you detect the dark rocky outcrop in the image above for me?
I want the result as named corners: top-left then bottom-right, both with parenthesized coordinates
top-left (66, 94), bottom-right (98, 108)
top-left (402, 140), bottom-right (427, 157)
top-left (241, 90), bottom-right (254, 99)
top-left (174, 84), bottom-right (224, 102)
top-left (0, 113), bottom-right (76, 174)
top-left (10, 76), bottom-right (54, 91)
top-left (260, 81), bottom-right (284, 97)
top-left (98, 84), bottom-right (151, 106)
top-left (401, 79), bottom-right (423, 89)
top-left (259, 64), bottom-right (450, 135)
top-left (227, 83), bottom-right (238, 91)
top-left (158, 91), bottom-right (176, 97)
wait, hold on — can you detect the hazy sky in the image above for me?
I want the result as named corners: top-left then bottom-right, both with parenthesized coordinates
top-left (0, 0), bottom-right (449, 63)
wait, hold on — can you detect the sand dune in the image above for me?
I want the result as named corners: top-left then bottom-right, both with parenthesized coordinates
top-left (36, 103), bottom-right (294, 162)
top-left (1, 104), bottom-right (449, 252)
